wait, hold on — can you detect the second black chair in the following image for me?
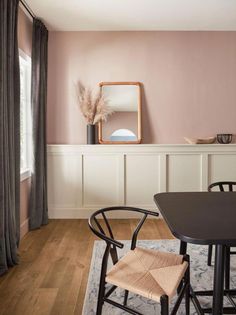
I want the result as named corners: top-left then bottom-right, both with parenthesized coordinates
top-left (207, 181), bottom-right (236, 290)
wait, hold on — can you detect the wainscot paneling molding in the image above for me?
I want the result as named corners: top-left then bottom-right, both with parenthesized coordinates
top-left (47, 144), bottom-right (236, 218)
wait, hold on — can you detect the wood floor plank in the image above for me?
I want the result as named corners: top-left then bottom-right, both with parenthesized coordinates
top-left (0, 218), bottom-right (173, 315)
top-left (0, 220), bottom-right (59, 315)
top-left (154, 218), bottom-right (174, 239)
top-left (29, 288), bottom-right (58, 315)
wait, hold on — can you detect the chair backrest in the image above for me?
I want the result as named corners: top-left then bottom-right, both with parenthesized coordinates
top-left (88, 206), bottom-right (159, 267)
top-left (208, 181), bottom-right (236, 192)
top-left (88, 206), bottom-right (158, 248)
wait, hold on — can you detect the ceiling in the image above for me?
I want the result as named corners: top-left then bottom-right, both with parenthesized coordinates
top-left (26, 0), bottom-right (236, 31)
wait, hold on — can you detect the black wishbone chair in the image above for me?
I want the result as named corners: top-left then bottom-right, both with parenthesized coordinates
top-left (207, 181), bottom-right (236, 290)
top-left (88, 206), bottom-right (190, 315)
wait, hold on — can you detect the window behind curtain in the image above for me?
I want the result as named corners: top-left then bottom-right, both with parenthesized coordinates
top-left (19, 49), bottom-right (32, 179)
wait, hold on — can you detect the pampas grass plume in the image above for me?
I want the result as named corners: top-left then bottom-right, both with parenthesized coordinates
top-left (77, 82), bottom-right (113, 124)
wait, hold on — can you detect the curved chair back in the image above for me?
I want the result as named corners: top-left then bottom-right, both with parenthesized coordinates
top-left (208, 181), bottom-right (236, 192)
top-left (88, 206), bottom-right (159, 250)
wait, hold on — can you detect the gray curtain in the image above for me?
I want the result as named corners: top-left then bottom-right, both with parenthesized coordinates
top-left (0, 0), bottom-right (20, 275)
top-left (29, 18), bottom-right (49, 230)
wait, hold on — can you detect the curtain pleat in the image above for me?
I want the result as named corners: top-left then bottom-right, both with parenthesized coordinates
top-left (0, 0), bottom-right (20, 275)
top-left (29, 18), bottom-right (48, 230)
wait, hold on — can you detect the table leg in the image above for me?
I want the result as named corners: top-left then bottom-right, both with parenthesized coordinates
top-left (212, 245), bottom-right (226, 315)
top-left (179, 241), bottom-right (187, 255)
top-left (225, 246), bottom-right (230, 290)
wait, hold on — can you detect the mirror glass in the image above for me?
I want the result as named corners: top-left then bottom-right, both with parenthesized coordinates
top-left (99, 83), bottom-right (141, 143)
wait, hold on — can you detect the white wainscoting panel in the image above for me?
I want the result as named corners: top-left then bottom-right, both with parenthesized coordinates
top-left (83, 154), bottom-right (122, 206)
top-left (209, 154), bottom-right (236, 184)
top-left (47, 144), bottom-right (236, 218)
top-left (167, 154), bottom-right (201, 192)
top-left (125, 154), bottom-right (160, 207)
top-left (48, 153), bottom-right (82, 210)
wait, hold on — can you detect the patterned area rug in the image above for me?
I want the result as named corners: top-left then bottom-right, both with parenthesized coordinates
top-left (82, 240), bottom-right (236, 314)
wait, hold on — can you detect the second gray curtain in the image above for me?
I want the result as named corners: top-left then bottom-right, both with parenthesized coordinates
top-left (29, 18), bottom-right (49, 230)
top-left (0, 0), bottom-right (20, 275)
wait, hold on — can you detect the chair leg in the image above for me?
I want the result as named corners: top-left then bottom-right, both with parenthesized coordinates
top-left (185, 284), bottom-right (190, 315)
top-left (96, 280), bottom-right (106, 315)
top-left (184, 255), bottom-right (190, 315)
top-left (225, 246), bottom-right (230, 290)
top-left (177, 241), bottom-right (187, 294)
top-left (160, 295), bottom-right (169, 315)
top-left (179, 241), bottom-right (187, 255)
top-left (208, 245), bottom-right (213, 266)
top-left (123, 290), bottom-right (129, 306)
top-left (185, 268), bottom-right (190, 315)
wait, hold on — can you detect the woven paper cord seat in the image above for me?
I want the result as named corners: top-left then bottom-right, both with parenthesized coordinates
top-left (106, 246), bottom-right (188, 302)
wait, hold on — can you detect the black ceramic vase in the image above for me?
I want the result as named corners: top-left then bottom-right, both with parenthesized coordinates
top-left (87, 124), bottom-right (97, 144)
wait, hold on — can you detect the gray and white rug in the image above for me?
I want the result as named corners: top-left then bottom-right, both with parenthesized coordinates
top-left (83, 240), bottom-right (236, 314)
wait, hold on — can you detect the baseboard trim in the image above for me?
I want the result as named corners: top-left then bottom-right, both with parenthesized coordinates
top-left (48, 207), bottom-right (160, 219)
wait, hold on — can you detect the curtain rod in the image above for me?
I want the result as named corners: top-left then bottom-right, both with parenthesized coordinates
top-left (19, 0), bottom-right (35, 19)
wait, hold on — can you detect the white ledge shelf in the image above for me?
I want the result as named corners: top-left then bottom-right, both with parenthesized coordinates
top-left (47, 143), bottom-right (236, 154)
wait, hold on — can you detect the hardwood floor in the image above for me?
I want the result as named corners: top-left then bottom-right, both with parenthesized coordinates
top-left (0, 219), bottom-right (173, 315)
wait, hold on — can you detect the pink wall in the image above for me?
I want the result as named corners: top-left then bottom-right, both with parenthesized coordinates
top-left (18, 7), bottom-right (32, 238)
top-left (47, 31), bottom-right (236, 144)
top-left (20, 178), bottom-right (30, 238)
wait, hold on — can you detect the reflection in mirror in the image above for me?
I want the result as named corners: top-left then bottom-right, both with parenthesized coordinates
top-left (102, 85), bottom-right (139, 112)
top-left (99, 82), bottom-right (142, 144)
top-left (110, 129), bottom-right (138, 141)
top-left (103, 111), bottom-right (138, 141)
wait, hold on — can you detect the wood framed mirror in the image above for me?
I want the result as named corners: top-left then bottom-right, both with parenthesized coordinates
top-left (98, 82), bottom-right (142, 144)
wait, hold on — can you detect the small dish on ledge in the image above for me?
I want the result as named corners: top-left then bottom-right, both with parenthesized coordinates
top-left (184, 136), bottom-right (216, 144)
top-left (217, 134), bottom-right (233, 144)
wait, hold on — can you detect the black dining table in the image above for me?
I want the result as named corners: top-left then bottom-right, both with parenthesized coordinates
top-left (154, 191), bottom-right (236, 315)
